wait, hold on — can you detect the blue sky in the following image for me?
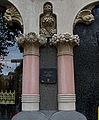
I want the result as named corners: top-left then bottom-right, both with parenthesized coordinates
top-left (0, 43), bottom-right (23, 75)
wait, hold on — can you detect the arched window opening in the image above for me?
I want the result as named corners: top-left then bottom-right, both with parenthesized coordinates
top-left (0, 7), bottom-right (23, 120)
top-left (73, 5), bottom-right (98, 120)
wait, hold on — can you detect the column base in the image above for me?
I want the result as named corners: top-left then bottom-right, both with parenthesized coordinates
top-left (50, 111), bottom-right (87, 120)
top-left (58, 94), bottom-right (76, 111)
top-left (22, 94), bottom-right (40, 111)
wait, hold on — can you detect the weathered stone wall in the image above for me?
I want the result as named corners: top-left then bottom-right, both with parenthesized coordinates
top-left (8, 0), bottom-right (99, 34)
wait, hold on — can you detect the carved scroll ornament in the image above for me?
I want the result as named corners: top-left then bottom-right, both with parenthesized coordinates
top-left (74, 9), bottom-right (94, 27)
top-left (3, 6), bottom-right (23, 28)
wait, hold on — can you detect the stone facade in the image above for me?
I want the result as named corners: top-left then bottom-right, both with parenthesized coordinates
top-left (0, 0), bottom-right (98, 120)
top-left (8, 0), bottom-right (99, 33)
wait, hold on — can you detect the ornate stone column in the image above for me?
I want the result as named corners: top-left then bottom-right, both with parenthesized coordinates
top-left (50, 33), bottom-right (80, 110)
top-left (16, 32), bottom-right (47, 111)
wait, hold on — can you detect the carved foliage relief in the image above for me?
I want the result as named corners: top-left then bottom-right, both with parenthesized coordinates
top-left (74, 4), bottom-right (95, 27)
top-left (3, 6), bottom-right (23, 29)
top-left (40, 2), bottom-right (57, 37)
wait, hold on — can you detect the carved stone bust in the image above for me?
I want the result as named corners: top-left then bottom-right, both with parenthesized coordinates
top-left (40, 2), bottom-right (57, 37)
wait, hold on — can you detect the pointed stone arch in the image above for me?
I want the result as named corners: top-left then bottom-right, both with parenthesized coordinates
top-left (73, 2), bottom-right (99, 120)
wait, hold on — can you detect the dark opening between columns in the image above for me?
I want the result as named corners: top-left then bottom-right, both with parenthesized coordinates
top-left (39, 38), bottom-right (58, 110)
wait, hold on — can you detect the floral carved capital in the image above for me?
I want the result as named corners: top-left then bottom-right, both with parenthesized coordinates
top-left (50, 33), bottom-right (80, 55)
top-left (16, 32), bottom-right (47, 47)
top-left (50, 33), bottom-right (80, 46)
top-left (16, 32), bottom-right (47, 56)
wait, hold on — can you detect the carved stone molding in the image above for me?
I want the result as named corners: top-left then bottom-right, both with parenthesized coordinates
top-left (58, 94), bottom-right (76, 110)
top-left (22, 94), bottom-right (40, 103)
top-left (3, 6), bottom-right (23, 28)
top-left (16, 32), bottom-right (47, 56)
top-left (58, 94), bottom-right (76, 103)
top-left (40, 2), bottom-right (57, 37)
top-left (50, 33), bottom-right (80, 55)
top-left (22, 94), bottom-right (40, 111)
top-left (74, 6), bottom-right (95, 27)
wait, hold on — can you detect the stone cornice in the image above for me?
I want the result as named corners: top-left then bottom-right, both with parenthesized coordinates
top-left (50, 33), bottom-right (80, 56)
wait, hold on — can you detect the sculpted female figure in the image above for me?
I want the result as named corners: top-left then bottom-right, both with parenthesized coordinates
top-left (40, 2), bottom-right (57, 37)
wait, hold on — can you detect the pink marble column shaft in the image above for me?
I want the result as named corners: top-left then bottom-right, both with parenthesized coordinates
top-left (58, 55), bottom-right (75, 94)
top-left (23, 55), bottom-right (39, 94)
top-left (50, 33), bottom-right (80, 111)
top-left (16, 32), bottom-right (47, 111)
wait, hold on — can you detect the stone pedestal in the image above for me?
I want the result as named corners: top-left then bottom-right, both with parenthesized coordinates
top-left (50, 33), bottom-right (80, 110)
top-left (12, 111), bottom-right (48, 120)
top-left (50, 111), bottom-right (87, 120)
top-left (12, 111), bottom-right (87, 120)
top-left (17, 32), bottom-right (47, 111)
